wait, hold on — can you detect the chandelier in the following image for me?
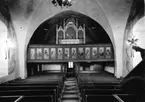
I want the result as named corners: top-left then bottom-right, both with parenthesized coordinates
top-left (51, 0), bottom-right (75, 7)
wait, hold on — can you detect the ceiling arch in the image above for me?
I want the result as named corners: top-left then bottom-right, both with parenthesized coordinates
top-left (25, 0), bottom-right (115, 50)
top-left (29, 10), bottom-right (112, 45)
top-left (23, 0), bottom-right (116, 78)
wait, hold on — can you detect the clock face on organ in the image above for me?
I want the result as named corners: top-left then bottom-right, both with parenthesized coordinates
top-left (65, 27), bottom-right (76, 39)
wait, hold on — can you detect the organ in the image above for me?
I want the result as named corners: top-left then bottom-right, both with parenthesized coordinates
top-left (56, 17), bottom-right (85, 44)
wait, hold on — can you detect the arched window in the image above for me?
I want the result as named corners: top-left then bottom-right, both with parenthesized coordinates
top-left (133, 17), bottom-right (145, 67)
top-left (0, 20), bottom-right (8, 77)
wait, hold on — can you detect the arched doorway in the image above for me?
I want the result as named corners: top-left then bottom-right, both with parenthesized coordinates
top-left (0, 21), bottom-right (8, 77)
top-left (26, 11), bottom-right (115, 79)
top-left (20, 0), bottom-right (117, 79)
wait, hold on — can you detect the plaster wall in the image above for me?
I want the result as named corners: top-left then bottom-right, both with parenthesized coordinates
top-left (0, 21), bottom-right (8, 77)
top-left (0, 15), bottom-right (19, 83)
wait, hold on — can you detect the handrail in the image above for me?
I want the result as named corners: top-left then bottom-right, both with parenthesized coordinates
top-left (14, 96), bottom-right (24, 102)
top-left (113, 94), bottom-right (124, 102)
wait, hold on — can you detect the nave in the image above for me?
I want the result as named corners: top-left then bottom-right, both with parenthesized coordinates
top-left (0, 60), bottom-right (145, 102)
top-left (0, 0), bottom-right (144, 102)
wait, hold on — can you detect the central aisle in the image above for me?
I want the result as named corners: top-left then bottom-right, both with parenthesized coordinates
top-left (59, 77), bottom-right (81, 102)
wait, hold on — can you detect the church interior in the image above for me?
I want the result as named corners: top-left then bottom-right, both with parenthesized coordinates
top-left (0, 0), bottom-right (144, 102)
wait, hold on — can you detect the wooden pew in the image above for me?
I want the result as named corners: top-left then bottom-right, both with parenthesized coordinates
top-left (85, 94), bottom-right (119, 102)
top-left (77, 77), bottom-right (120, 90)
top-left (77, 74), bottom-right (120, 85)
top-left (0, 80), bottom-right (63, 99)
top-left (79, 84), bottom-right (121, 95)
top-left (83, 89), bottom-right (121, 94)
top-left (79, 83), bottom-right (121, 100)
top-left (82, 88), bottom-right (141, 102)
top-left (81, 89), bottom-right (121, 102)
top-left (0, 95), bottom-right (53, 102)
top-left (84, 94), bottom-right (139, 102)
top-left (0, 72), bottom-right (64, 102)
top-left (80, 84), bottom-right (120, 89)
top-left (0, 96), bottom-right (20, 102)
top-left (0, 89), bottom-right (56, 102)
top-left (0, 89), bottom-right (56, 96)
top-left (18, 95), bottom-right (53, 102)
top-left (113, 94), bottom-right (139, 102)
top-left (78, 81), bottom-right (120, 87)
top-left (0, 85), bottom-right (60, 100)
top-left (1, 80), bottom-right (61, 86)
top-left (0, 85), bottom-right (59, 90)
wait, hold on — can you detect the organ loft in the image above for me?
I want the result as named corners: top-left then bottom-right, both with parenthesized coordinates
top-left (0, 0), bottom-right (144, 102)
